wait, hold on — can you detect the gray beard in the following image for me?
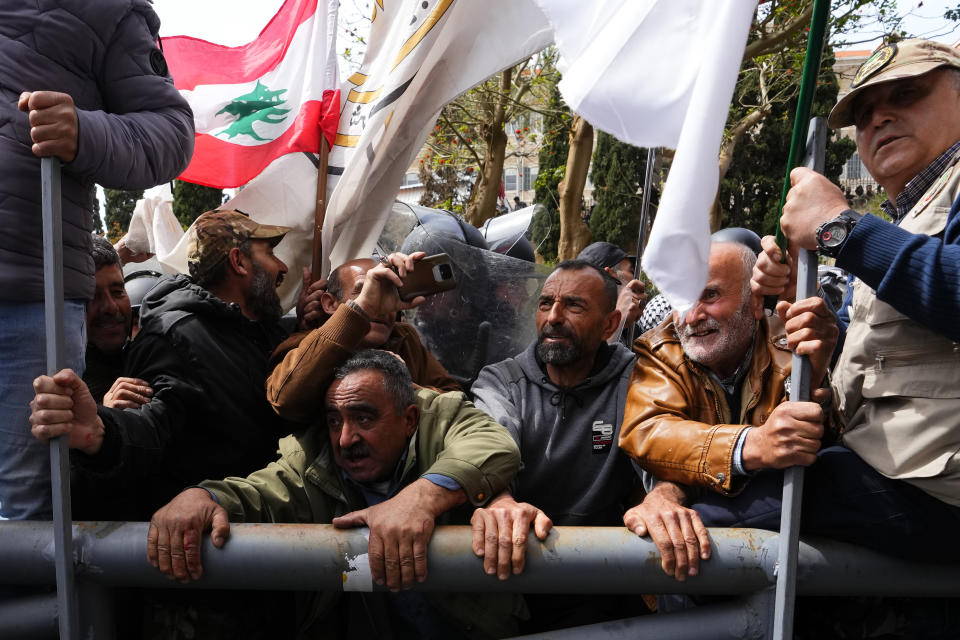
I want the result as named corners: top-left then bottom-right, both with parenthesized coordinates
top-left (678, 301), bottom-right (756, 372)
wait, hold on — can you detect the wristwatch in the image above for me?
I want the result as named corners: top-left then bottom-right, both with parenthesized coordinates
top-left (815, 210), bottom-right (862, 258)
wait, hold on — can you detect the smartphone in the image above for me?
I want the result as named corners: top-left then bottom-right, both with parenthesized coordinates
top-left (397, 254), bottom-right (457, 301)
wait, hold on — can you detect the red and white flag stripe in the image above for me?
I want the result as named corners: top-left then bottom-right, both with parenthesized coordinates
top-left (162, 0), bottom-right (340, 188)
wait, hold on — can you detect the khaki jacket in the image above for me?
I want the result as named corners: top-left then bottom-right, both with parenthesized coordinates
top-left (835, 154), bottom-right (960, 506)
top-left (619, 315), bottom-right (791, 495)
top-left (267, 303), bottom-right (460, 423)
top-left (203, 387), bottom-right (522, 639)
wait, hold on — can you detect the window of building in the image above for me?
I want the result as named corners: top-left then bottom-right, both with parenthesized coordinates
top-left (504, 169), bottom-right (517, 192)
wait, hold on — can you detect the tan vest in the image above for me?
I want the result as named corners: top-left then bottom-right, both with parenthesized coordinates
top-left (834, 153), bottom-right (960, 507)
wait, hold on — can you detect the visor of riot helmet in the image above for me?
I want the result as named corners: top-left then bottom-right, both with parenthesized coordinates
top-left (123, 270), bottom-right (163, 311)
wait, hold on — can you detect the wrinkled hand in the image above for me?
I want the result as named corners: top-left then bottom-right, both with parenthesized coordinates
top-left (742, 401), bottom-right (824, 471)
top-left (615, 278), bottom-right (647, 326)
top-left (777, 298), bottom-right (838, 386)
top-left (354, 251), bottom-right (428, 319)
top-left (623, 482), bottom-right (710, 582)
top-left (18, 91), bottom-right (79, 162)
top-left (29, 369), bottom-right (103, 455)
top-left (752, 235), bottom-right (797, 302)
top-left (296, 267), bottom-right (328, 331)
top-left (147, 488), bottom-right (230, 583)
top-left (470, 491), bottom-right (552, 580)
top-left (782, 168), bottom-right (850, 250)
top-left (102, 377), bottom-right (153, 410)
top-left (333, 478), bottom-right (462, 590)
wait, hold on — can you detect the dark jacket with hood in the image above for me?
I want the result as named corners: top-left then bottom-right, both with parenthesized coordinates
top-left (73, 275), bottom-right (292, 520)
top-left (471, 341), bottom-right (639, 525)
top-left (0, 0), bottom-right (194, 302)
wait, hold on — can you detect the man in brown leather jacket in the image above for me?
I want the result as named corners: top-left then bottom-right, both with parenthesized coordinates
top-left (618, 241), bottom-right (837, 581)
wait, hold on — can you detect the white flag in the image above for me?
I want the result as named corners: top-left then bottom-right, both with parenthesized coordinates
top-left (321, 0), bottom-right (553, 271)
top-left (535, 0), bottom-right (756, 313)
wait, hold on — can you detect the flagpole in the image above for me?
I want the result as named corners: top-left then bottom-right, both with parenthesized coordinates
top-left (627, 147), bottom-right (657, 345)
top-left (311, 136), bottom-right (330, 281)
top-left (770, 1), bottom-right (830, 638)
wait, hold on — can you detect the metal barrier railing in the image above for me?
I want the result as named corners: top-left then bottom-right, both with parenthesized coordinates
top-left (2, 522), bottom-right (958, 638)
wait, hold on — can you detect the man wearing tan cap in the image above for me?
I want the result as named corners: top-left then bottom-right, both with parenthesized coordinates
top-left (29, 210), bottom-right (297, 522)
top-left (747, 39), bottom-right (960, 561)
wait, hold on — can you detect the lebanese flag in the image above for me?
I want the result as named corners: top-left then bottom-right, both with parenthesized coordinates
top-left (162, 0), bottom-right (340, 188)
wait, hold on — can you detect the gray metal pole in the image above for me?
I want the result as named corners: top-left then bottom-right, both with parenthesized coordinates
top-left (507, 590), bottom-right (774, 640)
top-left (41, 156), bottom-right (79, 639)
top-left (0, 593), bottom-right (59, 639)
top-left (772, 118), bottom-right (828, 640)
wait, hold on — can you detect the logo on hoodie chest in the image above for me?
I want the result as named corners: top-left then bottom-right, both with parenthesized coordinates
top-left (592, 420), bottom-right (614, 454)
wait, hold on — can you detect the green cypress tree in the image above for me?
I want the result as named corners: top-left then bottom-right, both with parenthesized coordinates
top-left (103, 188), bottom-right (143, 243)
top-left (530, 83), bottom-right (570, 262)
top-left (587, 131), bottom-right (646, 250)
top-left (719, 48), bottom-right (855, 235)
top-left (173, 180), bottom-right (224, 229)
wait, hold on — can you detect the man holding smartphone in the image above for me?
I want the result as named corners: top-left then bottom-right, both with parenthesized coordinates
top-left (267, 252), bottom-right (460, 425)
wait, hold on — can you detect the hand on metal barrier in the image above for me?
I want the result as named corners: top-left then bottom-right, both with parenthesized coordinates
top-left (147, 487), bottom-right (230, 583)
top-left (623, 481), bottom-right (710, 582)
top-left (18, 91), bottom-right (79, 162)
top-left (470, 490), bottom-right (552, 580)
top-left (29, 368), bottom-right (104, 455)
top-left (332, 477), bottom-right (464, 592)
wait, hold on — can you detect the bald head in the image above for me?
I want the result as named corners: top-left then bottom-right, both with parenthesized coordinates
top-left (328, 258), bottom-right (377, 302)
top-left (675, 242), bottom-right (761, 378)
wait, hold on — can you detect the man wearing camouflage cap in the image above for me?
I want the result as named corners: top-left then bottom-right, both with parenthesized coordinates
top-left (750, 39), bottom-right (960, 560)
top-left (30, 210), bottom-right (297, 521)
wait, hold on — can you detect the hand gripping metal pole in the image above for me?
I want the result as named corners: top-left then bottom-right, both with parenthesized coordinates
top-left (42, 156), bottom-right (79, 639)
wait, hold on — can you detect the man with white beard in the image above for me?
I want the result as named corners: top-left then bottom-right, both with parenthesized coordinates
top-left (617, 241), bottom-right (838, 582)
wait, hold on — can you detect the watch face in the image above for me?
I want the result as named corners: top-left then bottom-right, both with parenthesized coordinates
top-left (821, 221), bottom-right (848, 248)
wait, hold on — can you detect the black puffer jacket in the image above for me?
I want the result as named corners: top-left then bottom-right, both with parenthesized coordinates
top-left (0, 0), bottom-right (193, 302)
top-left (73, 276), bottom-right (293, 520)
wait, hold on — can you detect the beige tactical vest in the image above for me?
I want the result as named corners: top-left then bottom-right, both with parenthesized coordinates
top-left (833, 153), bottom-right (960, 507)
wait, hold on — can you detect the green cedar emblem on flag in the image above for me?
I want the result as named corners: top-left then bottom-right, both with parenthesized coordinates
top-left (216, 81), bottom-right (291, 141)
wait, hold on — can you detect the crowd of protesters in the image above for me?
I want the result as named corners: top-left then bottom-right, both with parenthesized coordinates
top-left (4, 1), bottom-right (960, 634)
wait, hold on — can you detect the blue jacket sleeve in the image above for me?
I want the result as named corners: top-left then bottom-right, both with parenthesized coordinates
top-left (836, 199), bottom-right (960, 341)
top-left (68, 1), bottom-right (194, 188)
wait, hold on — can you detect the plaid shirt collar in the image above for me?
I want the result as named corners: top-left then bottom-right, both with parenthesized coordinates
top-left (881, 140), bottom-right (960, 222)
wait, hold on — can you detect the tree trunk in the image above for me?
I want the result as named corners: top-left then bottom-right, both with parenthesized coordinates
top-left (464, 69), bottom-right (512, 227)
top-left (557, 116), bottom-right (594, 259)
top-left (711, 106), bottom-right (770, 230)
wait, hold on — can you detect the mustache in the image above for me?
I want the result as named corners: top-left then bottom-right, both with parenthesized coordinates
top-left (538, 324), bottom-right (575, 341)
top-left (90, 312), bottom-right (127, 327)
top-left (679, 317), bottom-right (721, 337)
top-left (341, 442), bottom-right (371, 461)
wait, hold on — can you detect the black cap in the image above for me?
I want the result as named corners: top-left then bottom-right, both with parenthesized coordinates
top-left (577, 242), bottom-right (634, 270)
top-left (710, 227), bottom-right (762, 255)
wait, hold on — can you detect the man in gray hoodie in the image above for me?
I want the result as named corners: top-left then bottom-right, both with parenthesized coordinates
top-left (470, 259), bottom-right (645, 631)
